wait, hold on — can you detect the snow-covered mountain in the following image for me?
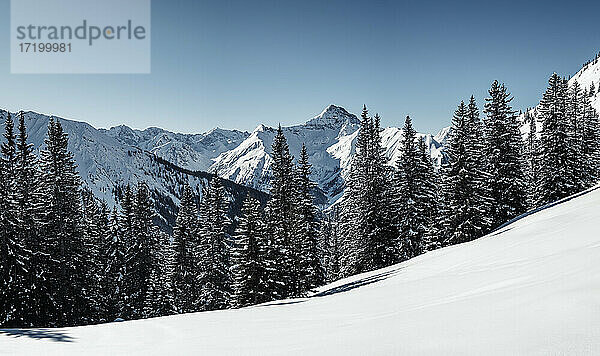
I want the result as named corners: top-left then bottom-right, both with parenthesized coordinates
top-left (9, 106), bottom-right (447, 226)
top-left (5, 184), bottom-right (600, 355)
top-left (569, 55), bottom-right (600, 112)
top-left (103, 125), bottom-right (249, 172)
top-left (211, 104), bottom-right (447, 203)
top-left (18, 111), bottom-right (266, 230)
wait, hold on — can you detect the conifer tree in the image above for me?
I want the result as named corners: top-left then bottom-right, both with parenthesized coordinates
top-left (320, 207), bottom-right (341, 283)
top-left (482, 81), bottom-right (527, 228)
top-left (293, 144), bottom-right (324, 294)
top-left (125, 182), bottom-right (161, 319)
top-left (415, 138), bottom-right (439, 252)
top-left (438, 100), bottom-right (492, 245)
top-left (13, 111), bottom-right (46, 327)
top-left (524, 110), bottom-right (540, 207)
top-left (537, 74), bottom-right (579, 206)
top-left (143, 231), bottom-right (176, 318)
top-left (231, 194), bottom-right (267, 308)
top-left (0, 111), bottom-right (23, 326)
top-left (567, 81), bottom-right (586, 193)
top-left (581, 89), bottom-right (600, 186)
top-left (340, 106), bottom-right (396, 276)
top-left (198, 175), bottom-right (231, 311)
top-left (264, 125), bottom-right (296, 298)
top-left (38, 117), bottom-right (86, 326)
top-left (172, 185), bottom-right (201, 313)
top-left (106, 206), bottom-right (126, 320)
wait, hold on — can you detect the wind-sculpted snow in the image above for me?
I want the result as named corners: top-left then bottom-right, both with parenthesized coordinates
top-left (4, 185), bottom-right (600, 355)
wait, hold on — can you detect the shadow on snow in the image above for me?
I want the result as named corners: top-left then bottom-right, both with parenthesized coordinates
top-left (0, 328), bottom-right (74, 342)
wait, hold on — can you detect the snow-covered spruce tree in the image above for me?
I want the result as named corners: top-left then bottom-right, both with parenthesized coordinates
top-left (368, 114), bottom-right (397, 270)
top-left (126, 182), bottom-right (161, 319)
top-left (13, 111), bottom-right (48, 327)
top-left (38, 117), bottom-right (87, 326)
top-left (231, 194), bottom-right (267, 308)
top-left (81, 191), bottom-right (112, 322)
top-left (339, 107), bottom-right (396, 276)
top-left (293, 143), bottom-right (324, 295)
top-left (172, 185), bottom-right (202, 313)
top-left (567, 80), bottom-right (586, 193)
top-left (197, 175), bottom-right (231, 311)
top-left (320, 206), bottom-right (341, 283)
top-left (264, 125), bottom-right (297, 299)
top-left (415, 137), bottom-right (439, 252)
top-left (393, 116), bottom-right (437, 259)
top-left (393, 115), bottom-right (419, 260)
top-left (581, 89), bottom-right (600, 186)
top-left (105, 206), bottom-right (126, 320)
top-left (118, 184), bottom-right (136, 318)
top-left (482, 81), bottom-right (527, 228)
top-left (438, 100), bottom-right (492, 246)
top-left (0, 111), bottom-right (24, 327)
top-left (143, 231), bottom-right (176, 318)
top-left (536, 74), bottom-right (579, 206)
top-left (524, 110), bottom-right (540, 208)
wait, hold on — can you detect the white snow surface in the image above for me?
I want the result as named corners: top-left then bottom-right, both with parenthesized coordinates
top-left (4, 185), bottom-right (600, 355)
top-left (570, 57), bottom-right (600, 114)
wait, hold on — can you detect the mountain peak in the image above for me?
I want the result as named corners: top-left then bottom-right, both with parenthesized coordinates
top-left (305, 104), bottom-right (360, 127)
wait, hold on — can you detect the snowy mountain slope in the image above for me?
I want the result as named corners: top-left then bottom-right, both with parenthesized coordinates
top-left (519, 53), bottom-right (600, 135)
top-left (212, 105), bottom-right (447, 202)
top-left (103, 125), bottom-right (249, 172)
top-left (4, 185), bottom-right (600, 355)
top-left (15, 111), bottom-right (266, 229)
top-left (570, 56), bottom-right (600, 113)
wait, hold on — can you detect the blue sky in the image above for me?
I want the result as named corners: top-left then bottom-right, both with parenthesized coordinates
top-left (1, 0), bottom-right (599, 134)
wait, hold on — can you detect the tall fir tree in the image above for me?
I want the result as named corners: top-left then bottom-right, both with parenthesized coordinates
top-left (567, 80), bottom-right (586, 193)
top-left (581, 89), bottom-right (600, 186)
top-left (393, 116), bottom-right (439, 256)
top-left (320, 207), bottom-right (341, 283)
top-left (340, 107), bottom-right (397, 276)
top-left (293, 144), bottom-right (324, 294)
top-left (536, 74), bottom-right (579, 206)
top-left (172, 185), bottom-right (202, 313)
top-left (0, 111), bottom-right (23, 326)
top-left (231, 194), bottom-right (267, 308)
top-left (482, 81), bottom-right (527, 228)
top-left (38, 117), bottom-right (87, 326)
top-left (143, 231), bottom-right (176, 318)
top-left (415, 138), bottom-right (439, 252)
top-left (264, 125), bottom-right (297, 298)
top-left (13, 111), bottom-right (47, 327)
top-left (524, 110), bottom-right (540, 208)
top-left (125, 182), bottom-right (161, 319)
top-left (438, 100), bottom-right (492, 246)
top-left (106, 206), bottom-right (126, 320)
top-left (198, 175), bottom-right (231, 311)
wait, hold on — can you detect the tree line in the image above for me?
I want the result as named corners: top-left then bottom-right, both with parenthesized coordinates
top-left (0, 113), bottom-right (323, 327)
top-left (1, 71), bottom-right (599, 327)
top-left (327, 74), bottom-right (599, 282)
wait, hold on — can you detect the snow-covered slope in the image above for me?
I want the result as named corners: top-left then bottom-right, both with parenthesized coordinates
top-left (570, 56), bottom-right (600, 113)
top-left (212, 105), bottom-right (447, 202)
top-left (4, 185), bottom-right (600, 355)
